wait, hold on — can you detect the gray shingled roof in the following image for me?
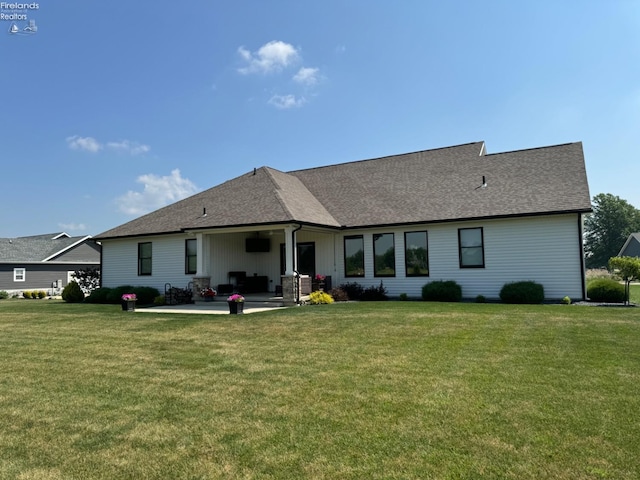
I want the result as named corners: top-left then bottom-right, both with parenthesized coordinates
top-left (96, 141), bottom-right (592, 239)
top-left (0, 233), bottom-right (91, 263)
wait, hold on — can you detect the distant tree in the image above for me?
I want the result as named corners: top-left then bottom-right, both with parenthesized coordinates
top-left (584, 194), bottom-right (640, 268)
top-left (72, 267), bottom-right (101, 294)
top-left (609, 256), bottom-right (640, 306)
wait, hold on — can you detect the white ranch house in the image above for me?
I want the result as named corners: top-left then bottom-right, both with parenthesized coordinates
top-left (95, 141), bottom-right (592, 303)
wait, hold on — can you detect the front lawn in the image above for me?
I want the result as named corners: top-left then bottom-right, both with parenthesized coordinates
top-left (1, 300), bottom-right (639, 479)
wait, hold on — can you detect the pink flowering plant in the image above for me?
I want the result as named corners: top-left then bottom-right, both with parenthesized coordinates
top-left (200, 287), bottom-right (216, 298)
top-left (315, 274), bottom-right (326, 281)
top-left (227, 293), bottom-right (245, 303)
top-left (121, 293), bottom-right (137, 301)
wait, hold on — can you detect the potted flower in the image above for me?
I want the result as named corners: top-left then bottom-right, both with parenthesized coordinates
top-left (227, 293), bottom-right (245, 314)
top-left (200, 287), bottom-right (217, 302)
top-left (121, 293), bottom-right (137, 312)
top-left (314, 274), bottom-right (326, 291)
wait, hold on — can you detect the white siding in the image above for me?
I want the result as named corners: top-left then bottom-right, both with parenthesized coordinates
top-left (333, 214), bottom-right (584, 300)
top-left (102, 214), bottom-right (585, 300)
top-left (102, 234), bottom-right (195, 291)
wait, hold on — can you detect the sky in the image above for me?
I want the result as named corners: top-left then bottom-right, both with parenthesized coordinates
top-left (1, 1), bottom-right (639, 238)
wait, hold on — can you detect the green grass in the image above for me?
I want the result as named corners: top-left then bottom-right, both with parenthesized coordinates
top-left (1, 300), bottom-right (640, 479)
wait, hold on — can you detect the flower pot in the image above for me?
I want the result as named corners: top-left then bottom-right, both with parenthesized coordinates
top-left (121, 300), bottom-right (136, 312)
top-left (227, 301), bottom-right (244, 314)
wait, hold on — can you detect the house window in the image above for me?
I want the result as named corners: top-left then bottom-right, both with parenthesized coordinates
top-left (405, 231), bottom-right (429, 276)
top-left (14, 268), bottom-right (26, 282)
top-left (374, 233), bottom-right (395, 277)
top-left (459, 227), bottom-right (484, 268)
top-left (344, 235), bottom-right (365, 277)
top-left (185, 239), bottom-right (197, 274)
top-left (138, 242), bottom-right (152, 276)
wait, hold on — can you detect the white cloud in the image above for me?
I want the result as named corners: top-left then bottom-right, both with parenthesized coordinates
top-left (66, 135), bottom-right (102, 153)
top-left (67, 136), bottom-right (150, 155)
top-left (116, 169), bottom-right (199, 215)
top-left (238, 40), bottom-right (300, 74)
top-left (106, 140), bottom-right (150, 155)
top-left (268, 94), bottom-right (306, 109)
top-left (58, 222), bottom-right (87, 232)
top-left (293, 67), bottom-right (320, 86)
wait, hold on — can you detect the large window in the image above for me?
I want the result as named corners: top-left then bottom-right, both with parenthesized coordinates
top-left (344, 235), bottom-right (365, 277)
top-left (458, 227), bottom-right (484, 268)
top-left (14, 268), bottom-right (25, 282)
top-left (185, 239), bottom-right (197, 274)
top-left (138, 242), bottom-right (152, 276)
top-left (373, 233), bottom-right (395, 277)
top-left (405, 231), bottom-right (429, 276)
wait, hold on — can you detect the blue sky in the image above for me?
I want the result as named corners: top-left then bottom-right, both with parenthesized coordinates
top-left (1, 1), bottom-right (639, 238)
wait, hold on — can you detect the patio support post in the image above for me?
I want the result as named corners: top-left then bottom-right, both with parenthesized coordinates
top-left (193, 233), bottom-right (211, 296)
top-left (281, 225), bottom-right (299, 305)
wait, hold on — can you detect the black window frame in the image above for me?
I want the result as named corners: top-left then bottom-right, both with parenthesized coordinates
top-left (344, 235), bottom-right (365, 278)
top-left (138, 242), bottom-right (152, 276)
top-left (404, 231), bottom-right (429, 277)
top-left (373, 233), bottom-right (396, 277)
top-left (458, 227), bottom-right (485, 268)
top-left (185, 238), bottom-right (197, 275)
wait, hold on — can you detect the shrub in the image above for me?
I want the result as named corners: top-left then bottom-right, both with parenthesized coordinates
top-left (85, 287), bottom-right (113, 304)
top-left (399, 293), bottom-right (408, 301)
top-left (561, 296), bottom-right (572, 305)
top-left (587, 278), bottom-right (625, 303)
top-left (328, 287), bottom-right (349, 302)
top-left (500, 281), bottom-right (545, 304)
top-left (360, 281), bottom-right (388, 301)
top-left (154, 295), bottom-right (166, 306)
top-left (0, 290), bottom-right (8, 300)
top-left (309, 291), bottom-right (334, 305)
top-left (86, 285), bottom-right (160, 305)
top-left (132, 286), bottom-right (161, 305)
top-left (339, 282), bottom-right (364, 301)
top-left (475, 294), bottom-right (486, 303)
top-left (37, 290), bottom-right (46, 299)
top-left (422, 281), bottom-right (462, 302)
top-left (62, 281), bottom-right (85, 303)
top-left (23, 291), bottom-right (32, 299)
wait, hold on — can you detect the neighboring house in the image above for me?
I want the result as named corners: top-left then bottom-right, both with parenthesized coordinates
top-left (0, 232), bottom-right (101, 295)
top-left (618, 233), bottom-right (640, 258)
top-left (95, 141), bottom-right (592, 302)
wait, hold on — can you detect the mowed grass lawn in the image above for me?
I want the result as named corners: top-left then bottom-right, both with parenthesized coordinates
top-left (1, 300), bottom-right (639, 479)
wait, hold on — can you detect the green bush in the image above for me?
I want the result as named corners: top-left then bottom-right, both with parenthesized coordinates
top-left (500, 281), bottom-right (545, 304)
top-left (85, 287), bottom-right (113, 304)
top-left (587, 278), bottom-right (625, 303)
top-left (399, 293), bottom-right (408, 301)
top-left (360, 282), bottom-right (388, 301)
top-left (23, 291), bottom-right (32, 299)
top-left (154, 295), bottom-right (166, 306)
top-left (86, 285), bottom-right (160, 305)
top-left (62, 281), bottom-right (85, 303)
top-left (475, 294), bottom-right (487, 303)
top-left (0, 290), bottom-right (8, 300)
top-left (309, 291), bottom-right (334, 305)
top-left (562, 296), bottom-right (572, 305)
top-left (422, 281), bottom-right (462, 302)
top-left (37, 290), bottom-right (46, 299)
top-left (339, 282), bottom-right (364, 301)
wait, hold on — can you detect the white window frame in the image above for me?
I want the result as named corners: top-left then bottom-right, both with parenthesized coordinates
top-left (14, 268), bottom-right (26, 282)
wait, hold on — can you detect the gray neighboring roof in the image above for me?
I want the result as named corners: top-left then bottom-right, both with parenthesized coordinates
top-left (96, 141), bottom-right (592, 240)
top-left (0, 233), bottom-right (95, 263)
top-left (618, 233), bottom-right (640, 257)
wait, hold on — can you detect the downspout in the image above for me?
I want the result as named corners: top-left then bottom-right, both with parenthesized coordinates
top-left (578, 213), bottom-right (587, 300)
top-left (292, 224), bottom-right (302, 304)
